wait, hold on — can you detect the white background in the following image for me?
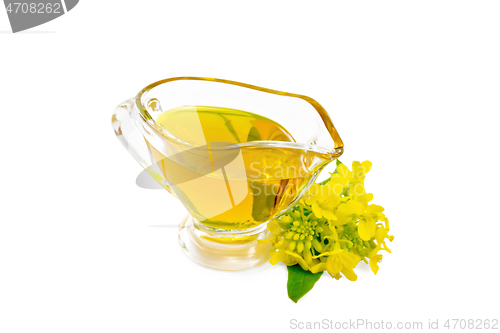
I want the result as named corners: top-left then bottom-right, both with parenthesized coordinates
top-left (1, 1), bottom-right (499, 332)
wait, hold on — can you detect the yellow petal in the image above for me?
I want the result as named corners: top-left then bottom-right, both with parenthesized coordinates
top-left (361, 161), bottom-right (372, 173)
top-left (312, 251), bottom-right (334, 259)
top-left (331, 247), bottom-right (343, 255)
top-left (341, 268), bottom-right (358, 281)
top-left (347, 200), bottom-right (365, 215)
top-left (337, 163), bottom-right (352, 179)
top-left (304, 249), bottom-right (312, 265)
top-left (326, 255), bottom-right (342, 275)
top-left (375, 226), bottom-right (388, 243)
top-left (285, 250), bottom-right (309, 271)
top-left (384, 217), bottom-right (390, 229)
top-left (329, 194), bottom-right (341, 207)
top-left (274, 237), bottom-right (285, 248)
top-left (331, 205), bottom-right (349, 225)
top-left (308, 183), bottom-right (319, 194)
top-left (357, 193), bottom-right (373, 207)
top-left (338, 253), bottom-right (356, 269)
top-left (335, 203), bottom-right (348, 222)
top-left (297, 260), bottom-right (309, 271)
top-left (328, 228), bottom-right (339, 241)
top-left (312, 203), bottom-right (323, 219)
top-left (339, 251), bottom-right (360, 269)
top-left (351, 183), bottom-right (366, 197)
top-left (358, 219), bottom-right (377, 241)
top-left (267, 220), bottom-right (280, 234)
top-left (329, 221), bottom-right (337, 232)
top-left (310, 262), bottom-right (327, 274)
top-left (367, 204), bottom-right (385, 214)
top-left (269, 250), bottom-right (286, 265)
top-left (323, 210), bottom-right (337, 221)
top-left (352, 160), bottom-right (372, 179)
top-left (352, 161), bottom-right (362, 177)
top-left (327, 180), bottom-right (345, 196)
top-left (369, 254), bottom-right (383, 275)
top-left (337, 201), bottom-right (364, 219)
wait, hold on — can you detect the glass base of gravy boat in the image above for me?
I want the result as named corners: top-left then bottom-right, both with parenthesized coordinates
top-left (112, 77), bottom-right (344, 271)
top-left (178, 215), bottom-right (273, 271)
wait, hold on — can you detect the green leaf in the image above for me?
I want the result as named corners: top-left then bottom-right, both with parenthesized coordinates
top-left (287, 265), bottom-right (323, 303)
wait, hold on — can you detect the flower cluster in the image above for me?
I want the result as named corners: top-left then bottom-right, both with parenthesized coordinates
top-left (266, 161), bottom-right (394, 280)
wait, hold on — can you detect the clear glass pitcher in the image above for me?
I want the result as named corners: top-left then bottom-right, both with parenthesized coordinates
top-left (111, 77), bottom-right (344, 270)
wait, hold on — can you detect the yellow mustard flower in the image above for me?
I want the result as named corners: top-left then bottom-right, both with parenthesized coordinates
top-left (304, 184), bottom-right (339, 221)
top-left (368, 245), bottom-right (383, 275)
top-left (310, 244), bottom-right (361, 281)
top-left (334, 199), bottom-right (364, 226)
top-left (267, 160), bottom-right (393, 282)
top-left (375, 217), bottom-right (394, 253)
top-left (357, 204), bottom-right (385, 240)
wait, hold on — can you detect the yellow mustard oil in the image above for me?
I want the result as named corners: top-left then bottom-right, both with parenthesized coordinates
top-left (145, 106), bottom-right (332, 230)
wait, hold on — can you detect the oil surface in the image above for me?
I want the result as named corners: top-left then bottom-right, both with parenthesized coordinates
top-left (147, 106), bottom-right (330, 229)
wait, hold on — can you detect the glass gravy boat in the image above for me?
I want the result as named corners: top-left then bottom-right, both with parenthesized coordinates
top-left (112, 77), bottom-right (344, 270)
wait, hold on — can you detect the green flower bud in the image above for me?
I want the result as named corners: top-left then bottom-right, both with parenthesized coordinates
top-left (293, 233), bottom-right (300, 241)
top-left (289, 241), bottom-right (297, 251)
top-left (356, 244), bottom-right (365, 256)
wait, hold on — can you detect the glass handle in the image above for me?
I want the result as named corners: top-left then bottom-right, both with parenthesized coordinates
top-left (111, 99), bottom-right (176, 196)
